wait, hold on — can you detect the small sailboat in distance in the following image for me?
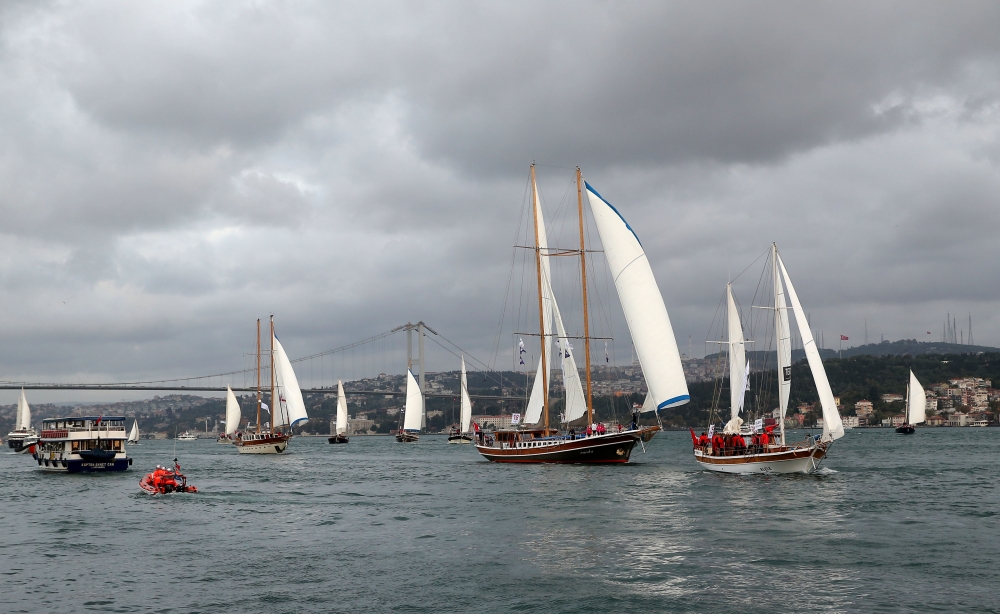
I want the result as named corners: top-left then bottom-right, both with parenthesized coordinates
top-left (127, 419), bottom-right (140, 445)
top-left (396, 370), bottom-right (423, 442)
top-left (448, 356), bottom-right (474, 444)
top-left (328, 380), bottom-right (350, 444)
top-left (896, 370), bottom-right (925, 434)
top-left (7, 388), bottom-right (39, 453)
top-left (218, 386), bottom-right (241, 444)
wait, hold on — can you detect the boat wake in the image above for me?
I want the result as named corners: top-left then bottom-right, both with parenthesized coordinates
top-left (812, 467), bottom-right (838, 475)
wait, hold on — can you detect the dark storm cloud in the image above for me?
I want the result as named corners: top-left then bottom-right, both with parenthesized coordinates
top-left (0, 1), bottom-right (999, 398)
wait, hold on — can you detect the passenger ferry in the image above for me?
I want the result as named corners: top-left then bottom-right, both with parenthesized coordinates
top-left (32, 416), bottom-right (133, 472)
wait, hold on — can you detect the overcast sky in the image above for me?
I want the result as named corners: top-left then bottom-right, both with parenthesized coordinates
top-left (2, 1), bottom-right (999, 402)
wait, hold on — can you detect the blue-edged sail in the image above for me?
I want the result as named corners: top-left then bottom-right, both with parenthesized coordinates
top-left (460, 357), bottom-right (472, 433)
top-left (225, 386), bottom-right (241, 436)
top-left (336, 380), bottom-right (348, 436)
top-left (585, 183), bottom-right (689, 410)
top-left (776, 253), bottom-right (843, 441)
top-left (272, 334), bottom-right (309, 428)
top-left (403, 370), bottom-right (424, 432)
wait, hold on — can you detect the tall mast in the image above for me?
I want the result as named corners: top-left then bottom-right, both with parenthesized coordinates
top-left (255, 318), bottom-right (262, 435)
top-left (577, 167), bottom-right (594, 426)
top-left (530, 164), bottom-right (550, 431)
top-left (270, 315), bottom-right (276, 432)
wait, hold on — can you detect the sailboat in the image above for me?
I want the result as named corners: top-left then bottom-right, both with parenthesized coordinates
top-left (694, 244), bottom-right (844, 474)
top-left (896, 370), bottom-right (926, 434)
top-left (396, 370), bottom-right (423, 442)
top-left (448, 356), bottom-right (474, 443)
top-left (475, 167), bottom-right (688, 463)
top-left (127, 419), bottom-right (141, 445)
top-left (217, 386), bottom-right (241, 444)
top-left (234, 316), bottom-right (309, 454)
top-left (328, 380), bottom-right (350, 444)
top-left (6, 388), bottom-right (39, 453)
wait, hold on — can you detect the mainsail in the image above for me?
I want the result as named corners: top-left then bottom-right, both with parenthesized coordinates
top-left (16, 388), bottom-right (30, 431)
top-left (403, 370), bottom-right (424, 431)
top-left (460, 357), bottom-right (472, 433)
top-left (585, 183), bottom-right (689, 410)
top-left (776, 253), bottom-right (844, 441)
top-left (772, 244), bottom-right (792, 444)
top-left (723, 284), bottom-right (747, 434)
top-left (128, 420), bottom-right (140, 443)
top-left (336, 380), bottom-right (348, 436)
top-left (225, 386), bottom-right (241, 436)
top-left (272, 334), bottom-right (309, 428)
top-left (907, 370), bottom-right (926, 425)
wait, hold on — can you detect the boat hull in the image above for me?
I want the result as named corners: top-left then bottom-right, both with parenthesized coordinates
top-left (447, 434), bottom-right (472, 444)
top-left (234, 434), bottom-right (289, 454)
top-left (475, 432), bottom-right (638, 464)
top-left (896, 425), bottom-right (916, 434)
top-left (395, 431), bottom-right (419, 442)
top-left (693, 442), bottom-right (828, 475)
top-left (327, 435), bottom-right (350, 444)
top-left (34, 455), bottom-right (133, 472)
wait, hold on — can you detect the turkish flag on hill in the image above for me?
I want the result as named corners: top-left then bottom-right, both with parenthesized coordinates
top-left (840, 335), bottom-right (849, 341)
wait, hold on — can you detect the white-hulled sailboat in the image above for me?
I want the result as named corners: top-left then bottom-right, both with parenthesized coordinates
top-left (127, 419), bottom-right (140, 445)
top-left (694, 244), bottom-right (844, 474)
top-left (396, 370), bottom-right (423, 442)
top-left (475, 167), bottom-right (688, 463)
top-left (448, 356), bottom-right (474, 443)
top-left (217, 386), bottom-right (241, 444)
top-left (234, 316), bottom-right (309, 454)
top-left (328, 380), bottom-right (350, 444)
top-left (896, 370), bottom-right (926, 434)
top-left (7, 389), bottom-right (38, 453)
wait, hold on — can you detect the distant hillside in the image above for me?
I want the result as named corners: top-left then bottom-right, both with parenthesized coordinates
top-left (708, 339), bottom-right (998, 363)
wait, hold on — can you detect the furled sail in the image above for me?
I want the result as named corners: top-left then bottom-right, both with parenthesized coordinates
top-left (272, 334), bottom-right (309, 428)
top-left (225, 386), bottom-right (241, 436)
top-left (524, 181), bottom-right (554, 425)
top-left (128, 420), bottom-right (140, 443)
top-left (723, 284), bottom-right (747, 434)
top-left (460, 357), bottom-right (472, 433)
top-left (908, 370), bottom-right (926, 425)
top-left (776, 253), bottom-right (844, 441)
top-left (16, 388), bottom-right (30, 431)
top-left (586, 183), bottom-right (689, 410)
top-left (336, 380), bottom-right (348, 435)
top-left (773, 244), bottom-right (792, 443)
top-left (403, 370), bottom-right (424, 431)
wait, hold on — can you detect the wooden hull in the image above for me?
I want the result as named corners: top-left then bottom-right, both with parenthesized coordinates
top-left (896, 425), bottom-right (916, 434)
top-left (327, 435), bottom-right (350, 444)
top-left (235, 433), bottom-right (289, 454)
top-left (475, 431), bottom-right (639, 463)
top-left (693, 442), bottom-right (829, 475)
top-left (447, 434), bottom-right (473, 444)
top-left (395, 431), bottom-right (419, 442)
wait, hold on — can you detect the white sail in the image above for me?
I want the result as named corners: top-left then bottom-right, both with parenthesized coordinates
top-left (128, 420), bottom-right (140, 443)
top-left (550, 286), bottom-right (588, 423)
top-left (336, 380), bottom-right (348, 435)
top-left (403, 369), bottom-right (424, 431)
top-left (777, 253), bottom-right (843, 441)
top-left (272, 334), bottom-right (309, 428)
top-left (908, 370), bottom-right (926, 425)
top-left (460, 357), bottom-right (473, 433)
top-left (773, 244), bottom-right (792, 444)
top-left (225, 386), bottom-right (241, 436)
top-left (15, 388), bottom-right (30, 431)
top-left (724, 284), bottom-right (747, 434)
top-left (524, 180), bottom-right (554, 425)
top-left (586, 183), bottom-right (689, 410)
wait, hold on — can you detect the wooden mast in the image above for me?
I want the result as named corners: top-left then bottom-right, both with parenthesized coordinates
top-left (270, 315), bottom-right (276, 433)
top-left (577, 168), bottom-right (594, 427)
top-left (255, 318), bottom-right (261, 435)
top-left (530, 164), bottom-right (550, 432)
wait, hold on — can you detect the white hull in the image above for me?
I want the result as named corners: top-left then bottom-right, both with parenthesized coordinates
top-left (447, 438), bottom-right (472, 444)
top-left (235, 440), bottom-right (288, 454)
top-left (694, 443), bottom-right (829, 475)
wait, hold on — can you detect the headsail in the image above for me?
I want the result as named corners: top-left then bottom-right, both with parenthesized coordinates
top-left (272, 334), bottom-right (309, 428)
top-left (16, 388), bottom-right (30, 431)
top-left (403, 370), bottom-right (424, 432)
top-left (128, 420), bottom-right (140, 443)
top-left (773, 244), bottom-right (792, 445)
top-left (908, 370), bottom-right (926, 425)
top-left (225, 386), bottom-right (241, 435)
top-left (550, 281), bottom-right (588, 423)
top-left (723, 284), bottom-right (747, 434)
top-left (460, 357), bottom-right (472, 434)
top-left (776, 252), bottom-right (844, 441)
top-left (586, 183), bottom-right (689, 410)
top-left (336, 380), bottom-right (348, 435)
top-left (524, 180), bottom-right (554, 425)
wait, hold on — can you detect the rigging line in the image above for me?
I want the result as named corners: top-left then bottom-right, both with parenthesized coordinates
top-left (730, 245), bottom-right (771, 285)
top-left (291, 328), bottom-right (401, 363)
top-left (490, 173), bottom-right (532, 371)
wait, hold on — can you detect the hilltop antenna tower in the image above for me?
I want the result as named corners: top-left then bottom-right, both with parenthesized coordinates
top-left (969, 313), bottom-right (974, 346)
top-left (864, 319), bottom-right (868, 346)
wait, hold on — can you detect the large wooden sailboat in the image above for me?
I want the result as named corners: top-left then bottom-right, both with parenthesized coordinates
top-left (395, 370), bottom-right (423, 442)
top-left (234, 316), bottom-right (309, 454)
top-left (474, 167), bottom-right (689, 463)
top-left (693, 244), bottom-right (844, 474)
top-left (896, 370), bottom-right (926, 434)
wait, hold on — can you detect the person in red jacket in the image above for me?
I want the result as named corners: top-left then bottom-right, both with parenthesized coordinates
top-left (732, 434), bottom-right (746, 453)
top-left (760, 430), bottom-right (770, 448)
top-left (698, 432), bottom-right (710, 449)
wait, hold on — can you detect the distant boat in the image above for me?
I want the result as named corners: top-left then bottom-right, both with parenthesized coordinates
top-left (127, 420), bottom-right (140, 445)
top-left (448, 356), bottom-right (474, 444)
top-left (328, 380), bottom-right (350, 444)
top-left (6, 388), bottom-right (38, 452)
top-left (896, 370), bottom-right (926, 434)
top-left (176, 431), bottom-right (198, 441)
top-left (218, 386), bottom-right (241, 444)
top-left (693, 244), bottom-right (844, 474)
top-left (234, 316), bottom-right (309, 454)
top-left (395, 370), bottom-right (423, 443)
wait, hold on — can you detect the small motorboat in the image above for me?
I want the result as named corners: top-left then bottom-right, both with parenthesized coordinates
top-left (139, 460), bottom-right (198, 495)
top-left (327, 434), bottom-right (350, 444)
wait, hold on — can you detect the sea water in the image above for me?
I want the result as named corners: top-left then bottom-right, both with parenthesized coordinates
top-left (1, 428), bottom-right (998, 613)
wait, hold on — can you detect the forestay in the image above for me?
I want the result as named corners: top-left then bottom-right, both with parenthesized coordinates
top-left (403, 370), bottom-right (424, 432)
top-left (225, 386), bottom-right (241, 436)
top-left (586, 183), bottom-right (689, 410)
top-left (776, 253), bottom-right (844, 441)
top-left (272, 334), bottom-right (309, 428)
